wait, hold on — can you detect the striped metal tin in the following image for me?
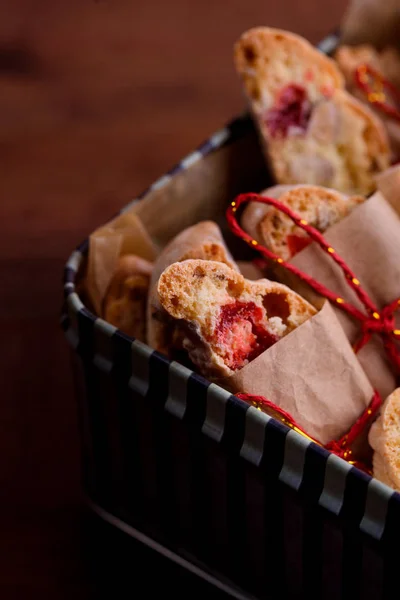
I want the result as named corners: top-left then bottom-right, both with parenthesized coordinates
top-left (61, 30), bottom-right (400, 599)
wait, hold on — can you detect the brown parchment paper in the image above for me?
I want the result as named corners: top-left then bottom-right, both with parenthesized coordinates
top-left (236, 261), bottom-right (265, 281)
top-left (276, 192), bottom-right (400, 397)
top-left (86, 211), bottom-right (158, 316)
top-left (84, 121), bottom-right (270, 317)
top-left (129, 129), bottom-right (269, 249)
top-left (341, 0), bottom-right (400, 49)
top-left (150, 221), bottom-right (238, 289)
top-left (147, 220), bottom-right (239, 352)
top-left (376, 164), bottom-right (400, 215)
top-left (225, 302), bottom-right (374, 445)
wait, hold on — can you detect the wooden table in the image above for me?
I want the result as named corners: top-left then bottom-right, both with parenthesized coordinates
top-left (0, 1), bottom-right (347, 597)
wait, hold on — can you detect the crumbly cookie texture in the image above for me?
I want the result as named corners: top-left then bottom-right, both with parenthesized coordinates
top-left (335, 44), bottom-right (400, 92)
top-left (157, 259), bottom-right (316, 379)
top-left (234, 27), bottom-right (390, 196)
top-left (103, 254), bottom-right (153, 342)
top-left (241, 184), bottom-right (364, 261)
top-left (147, 221), bottom-right (238, 354)
top-left (369, 388), bottom-right (400, 492)
top-left (335, 44), bottom-right (400, 161)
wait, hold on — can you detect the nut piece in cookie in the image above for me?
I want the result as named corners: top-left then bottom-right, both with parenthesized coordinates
top-left (157, 259), bottom-right (316, 379)
top-left (103, 255), bottom-right (153, 342)
top-left (234, 27), bottom-right (390, 195)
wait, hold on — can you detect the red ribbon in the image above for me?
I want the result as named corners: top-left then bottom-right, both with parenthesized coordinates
top-left (237, 391), bottom-right (380, 473)
top-left (227, 193), bottom-right (400, 372)
top-left (354, 64), bottom-right (400, 123)
top-left (226, 193), bottom-right (400, 469)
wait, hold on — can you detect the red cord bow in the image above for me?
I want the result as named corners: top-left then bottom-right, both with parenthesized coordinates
top-left (226, 193), bottom-right (400, 373)
top-left (354, 64), bottom-right (400, 123)
top-left (226, 193), bottom-right (400, 470)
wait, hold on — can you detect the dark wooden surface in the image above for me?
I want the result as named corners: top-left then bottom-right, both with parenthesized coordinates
top-left (1, 1), bottom-right (347, 598)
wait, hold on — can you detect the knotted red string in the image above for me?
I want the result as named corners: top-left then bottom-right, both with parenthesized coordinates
top-left (226, 193), bottom-right (400, 372)
top-left (354, 64), bottom-right (400, 123)
top-left (226, 193), bottom-right (400, 469)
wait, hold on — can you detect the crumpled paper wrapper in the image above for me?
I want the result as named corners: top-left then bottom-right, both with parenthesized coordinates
top-left (84, 120), bottom-right (269, 317)
top-left (86, 211), bottom-right (158, 316)
top-left (275, 191), bottom-right (400, 398)
top-left (341, 0), bottom-right (400, 49)
top-left (236, 260), bottom-right (266, 280)
top-left (82, 111), bottom-right (380, 457)
top-left (147, 220), bottom-right (239, 354)
top-left (225, 302), bottom-right (374, 446)
top-left (376, 163), bottom-right (400, 215)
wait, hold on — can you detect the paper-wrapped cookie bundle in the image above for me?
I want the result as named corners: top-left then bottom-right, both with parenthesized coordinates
top-left (82, 27), bottom-right (400, 489)
top-left (231, 26), bottom-right (400, 480)
top-left (234, 184), bottom-right (400, 398)
top-left (157, 257), bottom-right (379, 462)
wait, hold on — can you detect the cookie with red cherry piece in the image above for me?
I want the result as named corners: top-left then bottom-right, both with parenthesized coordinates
top-left (369, 388), bottom-right (400, 492)
top-left (157, 259), bottom-right (316, 379)
top-left (241, 184), bottom-right (364, 261)
top-left (147, 221), bottom-right (238, 354)
top-left (234, 27), bottom-right (390, 196)
top-left (103, 255), bottom-right (153, 342)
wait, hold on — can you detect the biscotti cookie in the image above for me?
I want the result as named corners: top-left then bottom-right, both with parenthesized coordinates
top-left (103, 255), bottom-right (153, 342)
top-left (369, 388), bottom-right (400, 491)
top-left (335, 44), bottom-right (400, 93)
top-left (157, 259), bottom-right (316, 379)
top-left (234, 27), bottom-right (390, 195)
top-left (240, 184), bottom-right (296, 241)
top-left (241, 184), bottom-right (364, 260)
top-left (147, 221), bottom-right (238, 354)
top-left (335, 44), bottom-right (400, 160)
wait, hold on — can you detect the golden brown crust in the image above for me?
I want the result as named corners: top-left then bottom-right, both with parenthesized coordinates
top-left (241, 184), bottom-right (297, 241)
top-left (150, 221), bottom-right (238, 287)
top-left (103, 255), bottom-right (153, 341)
top-left (334, 45), bottom-right (381, 87)
top-left (234, 27), bottom-right (390, 195)
top-left (242, 184), bottom-right (363, 260)
top-left (234, 27), bottom-right (344, 109)
top-left (147, 221), bottom-right (238, 354)
top-left (261, 185), bottom-right (363, 260)
top-left (335, 44), bottom-right (400, 161)
top-left (157, 259), bottom-right (316, 379)
top-left (369, 388), bottom-right (400, 491)
top-left (335, 44), bottom-right (400, 92)
top-left (336, 89), bottom-right (390, 160)
top-left (267, 91), bottom-right (390, 194)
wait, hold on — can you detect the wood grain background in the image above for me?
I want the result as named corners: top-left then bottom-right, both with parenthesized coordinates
top-left (0, 1), bottom-right (347, 597)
